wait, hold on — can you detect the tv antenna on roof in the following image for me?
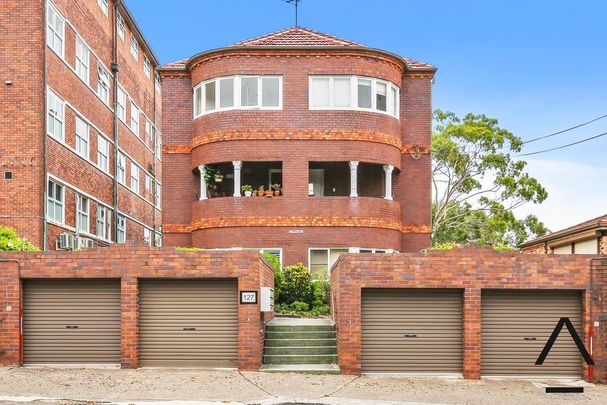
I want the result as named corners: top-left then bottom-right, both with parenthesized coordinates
top-left (284, 0), bottom-right (302, 27)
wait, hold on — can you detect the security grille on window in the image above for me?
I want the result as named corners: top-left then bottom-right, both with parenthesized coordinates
top-left (130, 102), bottom-right (140, 135)
top-left (46, 3), bottom-right (65, 57)
top-left (130, 163), bottom-right (139, 194)
top-left (96, 205), bottom-right (111, 240)
top-left (97, 0), bottom-right (109, 15)
top-left (193, 75), bottom-right (282, 117)
top-left (97, 67), bottom-right (110, 104)
top-left (117, 215), bottom-right (126, 243)
top-left (116, 13), bottom-right (125, 40)
top-left (309, 76), bottom-right (399, 118)
top-left (144, 56), bottom-right (151, 78)
top-left (117, 153), bottom-right (126, 184)
top-left (97, 136), bottom-right (109, 172)
top-left (76, 195), bottom-right (89, 233)
top-left (47, 90), bottom-right (65, 141)
top-left (75, 38), bottom-right (90, 83)
top-left (47, 180), bottom-right (64, 223)
top-left (130, 35), bottom-right (139, 60)
top-left (75, 116), bottom-right (89, 159)
top-left (117, 87), bottom-right (126, 120)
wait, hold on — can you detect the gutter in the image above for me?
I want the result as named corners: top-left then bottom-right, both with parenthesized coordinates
top-left (42, 4), bottom-right (48, 251)
top-left (111, 2), bottom-right (120, 242)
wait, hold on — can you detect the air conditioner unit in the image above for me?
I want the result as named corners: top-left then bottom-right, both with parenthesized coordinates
top-left (77, 236), bottom-right (95, 249)
top-left (58, 233), bottom-right (75, 250)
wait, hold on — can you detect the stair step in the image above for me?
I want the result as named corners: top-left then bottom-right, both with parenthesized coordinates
top-left (264, 354), bottom-right (337, 364)
top-left (267, 324), bottom-right (335, 332)
top-left (266, 331), bottom-right (336, 339)
top-left (265, 338), bottom-right (336, 347)
top-left (264, 346), bottom-right (337, 356)
top-left (260, 364), bottom-right (340, 374)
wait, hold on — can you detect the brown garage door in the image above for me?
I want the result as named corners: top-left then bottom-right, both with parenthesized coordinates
top-left (139, 279), bottom-right (238, 367)
top-left (362, 289), bottom-right (463, 373)
top-left (23, 279), bottom-right (121, 365)
top-left (482, 290), bottom-right (582, 377)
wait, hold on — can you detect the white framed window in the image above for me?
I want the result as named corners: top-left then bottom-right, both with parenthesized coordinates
top-left (76, 195), bottom-right (90, 233)
top-left (145, 119), bottom-right (152, 142)
top-left (130, 35), bottom-right (139, 60)
top-left (143, 228), bottom-right (151, 246)
top-left (117, 152), bottom-right (126, 184)
top-left (155, 133), bottom-right (162, 157)
top-left (117, 214), bottom-right (126, 243)
top-left (130, 162), bottom-right (139, 194)
top-left (97, 67), bottom-right (110, 104)
top-left (144, 56), bottom-right (151, 78)
top-left (155, 73), bottom-right (161, 93)
top-left (75, 116), bottom-right (89, 159)
top-left (46, 3), bottom-right (65, 57)
top-left (47, 90), bottom-right (65, 141)
top-left (97, 0), bottom-right (109, 16)
top-left (308, 248), bottom-right (349, 279)
top-left (145, 174), bottom-right (151, 192)
top-left (260, 248), bottom-right (283, 268)
top-left (116, 13), bottom-right (125, 40)
top-left (193, 75), bottom-right (282, 117)
top-left (309, 76), bottom-right (399, 118)
top-left (155, 233), bottom-right (162, 247)
top-left (75, 38), bottom-right (90, 83)
top-left (154, 183), bottom-right (161, 207)
top-left (96, 205), bottom-right (111, 241)
top-left (47, 180), bottom-right (64, 224)
top-left (117, 86), bottom-right (126, 120)
top-left (97, 136), bottom-right (109, 172)
top-left (130, 102), bottom-right (140, 135)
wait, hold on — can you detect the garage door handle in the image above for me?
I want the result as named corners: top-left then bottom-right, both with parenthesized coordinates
top-left (404, 334), bottom-right (417, 338)
top-left (65, 325), bottom-right (79, 329)
top-left (183, 327), bottom-right (196, 331)
top-left (524, 337), bottom-right (537, 341)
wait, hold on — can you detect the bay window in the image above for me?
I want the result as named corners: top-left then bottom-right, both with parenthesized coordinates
top-left (309, 76), bottom-right (398, 117)
top-left (193, 75), bottom-right (282, 117)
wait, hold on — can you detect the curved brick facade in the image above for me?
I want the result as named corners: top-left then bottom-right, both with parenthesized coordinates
top-left (160, 28), bottom-right (435, 266)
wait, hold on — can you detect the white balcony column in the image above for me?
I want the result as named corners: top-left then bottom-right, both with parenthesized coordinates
top-left (383, 164), bottom-right (394, 200)
top-left (198, 164), bottom-right (207, 200)
top-left (349, 161), bottom-right (359, 197)
top-left (233, 161), bottom-right (242, 197)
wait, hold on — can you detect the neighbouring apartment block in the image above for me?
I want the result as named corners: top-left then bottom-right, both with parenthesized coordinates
top-left (521, 214), bottom-right (607, 255)
top-left (159, 27), bottom-right (436, 275)
top-left (0, 0), bottom-right (162, 250)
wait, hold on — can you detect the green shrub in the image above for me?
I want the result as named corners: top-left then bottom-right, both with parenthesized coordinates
top-left (290, 300), bottom-right (309, 312)
top-left (262, 252), bottom-right (283, 302)
top-left (280, 263), bottom-right (313, 305)
top-left (309, 305), bottom-right (331, 317)
top-left (311, 280), bottom-right (330, 306)
top-left (0, 226), bottom-right (37, 252)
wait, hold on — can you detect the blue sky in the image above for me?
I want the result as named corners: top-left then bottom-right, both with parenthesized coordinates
top-left (126, 0), bottom-right (607, 231)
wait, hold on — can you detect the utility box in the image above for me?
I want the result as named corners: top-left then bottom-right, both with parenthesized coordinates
top-left (260, 287), bottom-right (274, 312)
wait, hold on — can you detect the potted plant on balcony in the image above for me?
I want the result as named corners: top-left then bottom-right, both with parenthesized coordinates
top-left (241, 184), bottom-right (253, 197)
top-left (214, 171), bottom-right (224, 183)
top-left (271, 183), bottom-right (281, 196)
top-left (257, 185), bottom-right (265, 197)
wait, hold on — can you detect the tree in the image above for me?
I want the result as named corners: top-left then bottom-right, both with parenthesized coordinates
top-left (432, 110), bottom-right (549, 247)
top-left (0, 226), bottom-right (38, 251)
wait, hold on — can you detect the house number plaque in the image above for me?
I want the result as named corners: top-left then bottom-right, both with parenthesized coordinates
top-left (240, 291), bottom-right (258, 304)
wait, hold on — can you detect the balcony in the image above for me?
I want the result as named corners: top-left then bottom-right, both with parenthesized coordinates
top-left (200, 161), bottom-right (283, 199)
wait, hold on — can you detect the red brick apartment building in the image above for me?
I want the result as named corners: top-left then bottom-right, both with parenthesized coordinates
top-left (160, 27), bottom-right (436, 275)
top-left (0, 0), bottom-right (162, 250)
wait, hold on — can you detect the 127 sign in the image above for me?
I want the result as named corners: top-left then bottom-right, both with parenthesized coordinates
top-left (240, 291), bottom-right (258, 304)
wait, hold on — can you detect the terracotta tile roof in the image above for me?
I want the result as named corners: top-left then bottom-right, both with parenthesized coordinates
top-left (231, 27), bottom-right (363, 47)
top-left (159, 27), bottom-right (435, 72)
top-left (520, 213), bottom-right (607, 247)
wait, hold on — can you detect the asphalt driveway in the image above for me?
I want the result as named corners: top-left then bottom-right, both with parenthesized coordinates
top-left (0, 367), bottom-right (604, 404)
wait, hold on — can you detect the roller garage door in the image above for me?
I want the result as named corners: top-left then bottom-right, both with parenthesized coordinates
top-left (482, 290), bottom-right (583, 377)
top-left (139, 279), bottom-right (238, 367)
top-left (361, 289), bottom-right (463, 373)
top-left (23, 279), bottom-right (121, 365)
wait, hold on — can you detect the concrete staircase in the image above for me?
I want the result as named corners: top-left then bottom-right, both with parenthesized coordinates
top-left (260, 317), bottom-right (339, 374)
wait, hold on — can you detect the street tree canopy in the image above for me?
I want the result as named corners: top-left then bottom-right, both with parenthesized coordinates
top-left (431, 110), bottom-right (549, 247)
